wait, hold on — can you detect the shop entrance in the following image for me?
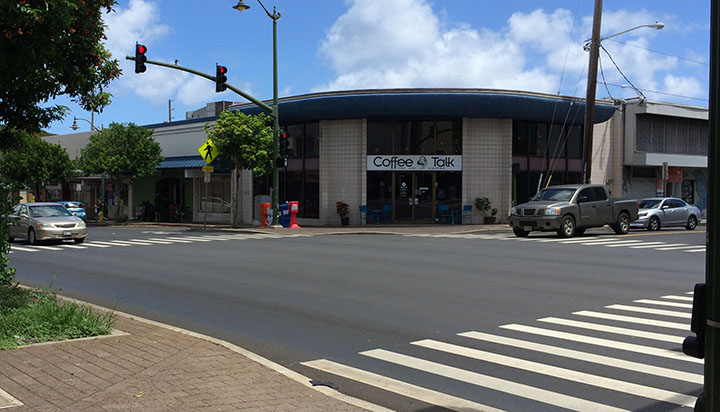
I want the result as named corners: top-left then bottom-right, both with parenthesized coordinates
top-left (394, 172), bottom-right (434, 222)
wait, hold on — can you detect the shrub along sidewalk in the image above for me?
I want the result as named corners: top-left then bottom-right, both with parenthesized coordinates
top-left (0, 285), bottom-right (115, 350)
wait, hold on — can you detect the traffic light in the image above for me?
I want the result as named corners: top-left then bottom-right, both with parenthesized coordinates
top-left (135, 43), bottom-right (147, 73)
top-left (215, 65), bottom-right (228, 92)
top-left (280, 130), bottom-right (290, 157)
top-left (683, 283), bottom-right (706, 359)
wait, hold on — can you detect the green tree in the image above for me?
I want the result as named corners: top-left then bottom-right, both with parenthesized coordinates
top-left (0, 0), bottom-right (121, 148)
top-left (0, 182), bottom-right (17, 287)
top-left (79, 123), bottom-right (163, 215)
top-left (0, 132), bottom-right (74, 200)
top-left (205, 111), bottom-right (273, 226)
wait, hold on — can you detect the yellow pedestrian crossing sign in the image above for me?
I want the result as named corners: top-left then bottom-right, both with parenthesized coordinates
top-left (198, 139), bottom-right (219, 164)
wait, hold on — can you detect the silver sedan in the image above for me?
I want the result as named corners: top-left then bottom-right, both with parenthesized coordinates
top-left (630, 197), bottom-right (702, 231)
top-left (9, 202), bottom-right (88, 244)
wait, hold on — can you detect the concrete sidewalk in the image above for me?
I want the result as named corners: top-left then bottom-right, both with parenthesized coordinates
top-left (0, 223), bottom-right (512, 412)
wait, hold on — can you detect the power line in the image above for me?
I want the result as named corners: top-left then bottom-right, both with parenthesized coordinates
top-left (604, 83), bottom-right (708, 102)
top-left (605, 38), bottom-right (709, 66)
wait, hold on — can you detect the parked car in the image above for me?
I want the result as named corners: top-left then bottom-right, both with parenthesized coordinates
top-left (9, 202), bottom-right (87, 244)
top-left (508, 184), bottom-right (639, 238)
top-left (631, 197), bottom-right (701, 231)
top-left (57, 200), bottom-right (87, 221)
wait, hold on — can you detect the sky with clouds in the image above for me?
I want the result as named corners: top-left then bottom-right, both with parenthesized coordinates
top-left (46, 0), bottom-right (710, 135)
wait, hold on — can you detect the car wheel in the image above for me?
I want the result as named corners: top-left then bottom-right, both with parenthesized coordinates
top-left (557, 215), bottom-right (575, 238)
top-left (686, 215), bottom-right (698, 231)
top-left (574, 228), bottom-right (586, 236)
top-left (648, 216), bottom-right (661, 231)
top-left (513, 227), bottom-right (529, 237)
top-left (612, 213), bottom-right (630, 235)
top-left (28, 228), bottom-right (37, 245)
top-left (74, 237), bottom-right (85, 244)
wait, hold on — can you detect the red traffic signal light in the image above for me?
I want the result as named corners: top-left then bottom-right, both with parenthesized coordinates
top-left (216, 65), bottom-right (228, 92)
top-left (280, 131), bottom-right (290, 157)
top-left (135, 43), bottom-right (147, 74)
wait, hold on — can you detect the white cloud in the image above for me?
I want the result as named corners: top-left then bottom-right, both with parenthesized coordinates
top-left (663, 74), bottom-right (704, 98)
top-left (314, 1), bottom-right (703, 104)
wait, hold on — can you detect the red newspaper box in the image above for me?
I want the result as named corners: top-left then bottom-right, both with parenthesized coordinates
top-left (289, 201), bottom-right (301, 228)
top-left (260, 202), bottom-right (270, 227)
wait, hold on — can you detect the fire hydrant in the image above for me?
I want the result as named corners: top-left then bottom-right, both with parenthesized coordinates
top-left (98, 210), bottom-right (104, 224)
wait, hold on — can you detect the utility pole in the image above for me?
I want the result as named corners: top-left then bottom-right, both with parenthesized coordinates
top-left (582, 0), bottom-right (603, 184)
top-left (168, 99), bottom-right (174, 122)
top-left (705, 1), bottom-right (719, 409)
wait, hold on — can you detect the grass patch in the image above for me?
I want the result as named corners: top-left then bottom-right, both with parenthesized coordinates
top-left (0, 285), bottom-right (115, 350)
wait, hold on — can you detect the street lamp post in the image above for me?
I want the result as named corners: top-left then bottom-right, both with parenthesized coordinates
top-left (233, 0), bottom-right (281, 227)
top-left (70, 116), bottom-right (100, 132)
top-left (582, 0), bottom-right (663, 183)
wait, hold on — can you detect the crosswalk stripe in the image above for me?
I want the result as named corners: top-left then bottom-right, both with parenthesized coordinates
top-left (500, 324), bottom-right (701, 364)
top-left (656, 245), bottom-right (704, 251)
top-left (603, 240), bottom-right (645, 247)
top-left (662, 295), bottom-right (694, 302)
top-left (89, 240), bottom-right (132, 247)
top-left (171, 236), bottom-right (213, 242)
top-left (573, 311), bottom-right (689, 330)
top-left (130, 238), bottom-right (173, 244)
top-left (301, 359), bottom-right (506, 412)
top-left (29, 245), bottom-right (63, 251)
top-left (537, 237), bottom-right (615, 243)
top-left (580, 240), bottom-right (641, 246)
top-left (632, 243), bottom-right (686, 249)
top-left (627, 242), bottom-right (667, 248)
top-left (151, 237), bottom-right (192, 243)
top-left (411, 339), bottom-right (696, 407)
top-left (633, 299), bottom-right (693, 309)
top-left (59, 244), bottom-right (87, 249)
top-left (537, 317), bottom-right (683, 343)
top-left (9, 246), bottom-right (38, 252)
top-left (605, 304), bottom-right (691, 319)
top-left (459, 331), bottom-right (702, 384)
top-left (361, 349), bottom-right (629, 412)
top-left (685, 248), bottom-right (707, 253)
top-left (165, 237), bottom-right (198, 243)
top-left (83, 242), bottom-right (111, 248)
top-left (110, 240), bottom-right (154, 246)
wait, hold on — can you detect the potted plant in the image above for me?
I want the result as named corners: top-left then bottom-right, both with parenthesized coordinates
top-left (474, 197), bottom-right (497, 224)
top-left (336, 201), bottom-right (350, 226)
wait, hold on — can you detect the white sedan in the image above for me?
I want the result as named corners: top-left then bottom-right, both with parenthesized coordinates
top-left (630, 197), bottom-right (702, 231)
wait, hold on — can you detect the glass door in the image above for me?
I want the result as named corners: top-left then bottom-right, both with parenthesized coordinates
top-left (394, 172), bottom-right (413, 222)
top-left (414, 173), bottom-right (434, 222)
top-left (393, 172), bottom-right (435, 223)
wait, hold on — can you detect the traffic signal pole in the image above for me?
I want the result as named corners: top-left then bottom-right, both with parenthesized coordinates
top-left (705, 1), bottom-right (720, 410)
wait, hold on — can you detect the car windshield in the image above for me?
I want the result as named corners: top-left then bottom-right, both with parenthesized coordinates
top-left (63, 202), bottom-right (83, 209)
top-left (639, 199), bottom-right (662, 209)
top-left (531, 188), bottom-right (576, 202)
top-left (29, 205), bottom-right (72, 217)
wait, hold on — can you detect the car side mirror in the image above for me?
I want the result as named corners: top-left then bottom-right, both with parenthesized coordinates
top-left (19, 213), bottom-right (28, 218)
top-left (661, 204), bottom-right (670, 210)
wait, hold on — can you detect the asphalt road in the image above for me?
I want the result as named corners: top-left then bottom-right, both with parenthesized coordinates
top-left (8, 226), bottom-right (707, 411)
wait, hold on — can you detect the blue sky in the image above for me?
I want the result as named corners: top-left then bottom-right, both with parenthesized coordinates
top-left (46, 0), bottom-right (711, 135)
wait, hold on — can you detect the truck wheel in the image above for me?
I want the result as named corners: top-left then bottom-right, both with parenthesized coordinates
top-left (686, 215), bottom-right (698, 230)
top-left (513, 227), bottom-right (529, 237)
top-left (557, 216), bottom-right (575, 238)
top-left (612, 213), bottom-right (630, 234)
top-left (648, 216), bottom-right (661, 231)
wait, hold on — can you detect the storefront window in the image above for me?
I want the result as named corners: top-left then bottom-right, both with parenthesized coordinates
top-left (367, 121), bottom-right (393, 155)
top-left (367, 171), bottom-right (393, 212)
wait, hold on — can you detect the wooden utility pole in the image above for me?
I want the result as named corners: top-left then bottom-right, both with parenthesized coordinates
top-left (582, 0), bottom-right (603, 184)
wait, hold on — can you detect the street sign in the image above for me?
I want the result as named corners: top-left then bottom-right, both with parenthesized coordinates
top-left (198, 139), bottom-right (219, 164)
top-left (201, 165), bottom-right (214, 173)
top-left (204, 172), bottom-right (211, 183)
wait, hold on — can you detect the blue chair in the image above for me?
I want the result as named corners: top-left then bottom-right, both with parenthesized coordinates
top-left (438, 204), bottom-right (453, 224)
top-left (359, 205), bottom-right (376, 224)
top-left (461, 205), bottom-right (473, 224)
top-left (376, 204), bottom-right (392, 223)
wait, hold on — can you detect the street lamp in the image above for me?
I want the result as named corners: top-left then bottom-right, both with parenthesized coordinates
top-left (70, 116), bottom-right (101, 132)
top-left (233, 0), bottom-right (282, 227)
top-left (582, 10), bottom-right (664, 184)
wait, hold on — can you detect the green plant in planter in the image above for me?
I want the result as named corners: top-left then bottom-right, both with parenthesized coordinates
top-left (336, 201), bottom-right (350, 225)
top-left (474, 197), bottom-right (491, 215)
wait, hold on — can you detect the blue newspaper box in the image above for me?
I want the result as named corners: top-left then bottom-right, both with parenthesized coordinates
top-left (279, 203), bottom-right (290, 228)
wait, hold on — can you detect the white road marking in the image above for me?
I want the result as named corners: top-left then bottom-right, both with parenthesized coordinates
top-left (580, 240), bottom-right (642, 246)
top-left (109, 240), bottom-right (154, 246)
top-left (165, 237), bottom-right (197, 243)
top-left (83, 242), bottom-right (111, 248)
top-left (459, 331), bottom-right (702, 384)
top-left (603, 240), bottom-right (646, 247)
top-left (88, 240), bottom-right (132, 247)
top-left (9, 246), bottom-right (38, 252)
top-left (685, 248), bottom-right (707, 253)
top-left (656, 245), bottom-right (705, 251)
top-left (59, 244), bottom-right (87, 249)
top-left (150, 237), bottom-right (192, 243)
top-left (500, 324), bottom-right (700, 363)
top-left (573, 311), bottom-right (689, 330)
top-left (170, 236), bottom-right (213, 242)
top-left (537, 317), bottom-right (683, 343)
top-left (605, 304), bottom-right (690, 319)
top-left (361, 349), bottom-right (629, 412)
top-left (633, 299), bottom-right (693, 309)
top-left (301, 359), bottom-right (506, 412)
top-left (412, 339), bottom-right (695, 408)
top-left (661, 295), bottom-right (694, 302)
top-left (627, 242), bottom-right (667, 248)
top-left (130, 238), bottom-right (174, 244)
top-left (28, 245), bottom-right (63, 251)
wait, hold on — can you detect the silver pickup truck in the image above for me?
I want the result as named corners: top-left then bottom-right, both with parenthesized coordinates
top-left (508, 184), bottom-right (638, 238)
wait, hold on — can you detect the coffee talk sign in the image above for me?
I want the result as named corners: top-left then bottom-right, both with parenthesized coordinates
top-left (366, 155), bottom-right (462, 171)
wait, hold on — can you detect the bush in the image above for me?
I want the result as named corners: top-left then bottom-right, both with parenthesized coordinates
top-left (474, 197), bottom-right (492, 216)
top-left (336, 201), bottom-right (349, 217)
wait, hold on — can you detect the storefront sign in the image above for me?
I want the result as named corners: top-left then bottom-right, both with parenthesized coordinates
top-left (367, 155), bottom-right (462, 171)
